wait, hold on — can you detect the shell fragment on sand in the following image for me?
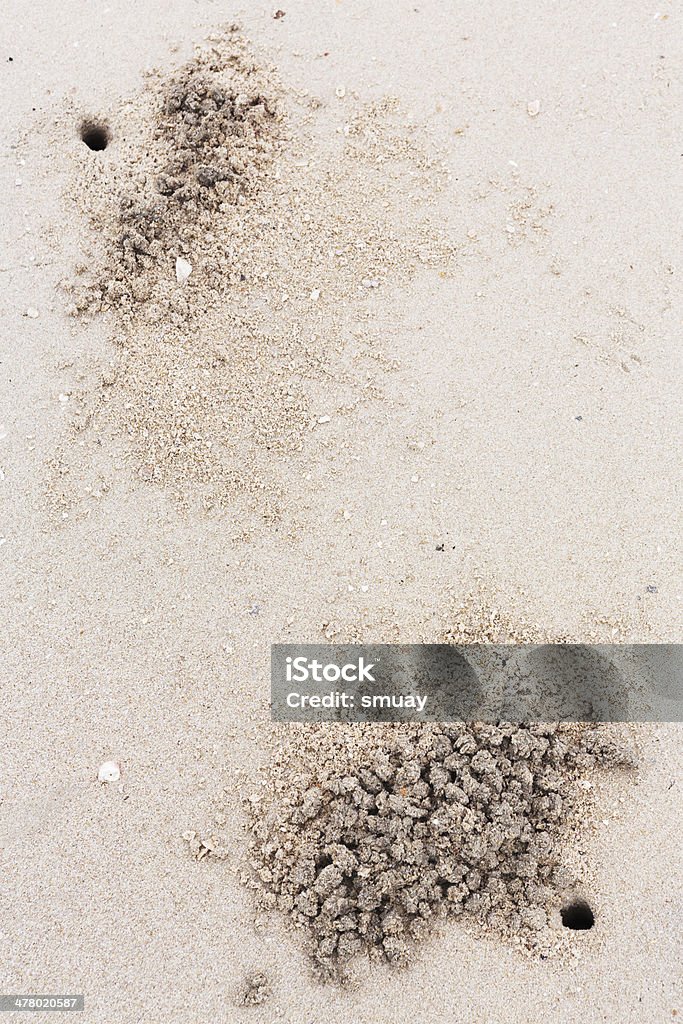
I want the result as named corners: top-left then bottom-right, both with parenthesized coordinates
top-left (175, 257), bottom-right (193, 285)
top-left (98, 760), bottom-right (121, 783)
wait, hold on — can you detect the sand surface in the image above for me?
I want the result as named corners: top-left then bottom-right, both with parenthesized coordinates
top-left (1, 1), bottom-right (681, 1021)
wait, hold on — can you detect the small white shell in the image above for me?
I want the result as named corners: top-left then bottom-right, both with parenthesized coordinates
top-left (98, 760), bottom-right (121, 783)
top-left (175, 257), bottom-right (193, 285)
top-left (527, 100), bottom-right (541, 117)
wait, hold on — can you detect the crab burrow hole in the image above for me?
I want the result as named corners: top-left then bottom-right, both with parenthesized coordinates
top-left (560, 900), bottom-right (595, 930)
top-left (80, 120), bottom-right (110, 151)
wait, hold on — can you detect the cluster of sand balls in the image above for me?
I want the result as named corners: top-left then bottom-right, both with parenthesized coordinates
top-left (68, 37), bottom-right (280, 320)
top-left (154, 69), bottom-right (277, 210)
top-left (248, 723), bottom-right (635, 978)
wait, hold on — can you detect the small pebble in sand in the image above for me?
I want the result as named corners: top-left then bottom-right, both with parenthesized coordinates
top-left (98, 761), bottom-right (121, 783)
top-left (527, 100), bottom-right (541, 117)
top-left (175, 256), bottom-right (193, 285)
top-left (238, 971), bottom-right (272, 1006)
top-left (24, 307), bottom-right (39, 318)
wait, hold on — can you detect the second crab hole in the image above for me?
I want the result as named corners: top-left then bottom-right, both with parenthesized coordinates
top-left (560, 900), bottom-right (595, 930)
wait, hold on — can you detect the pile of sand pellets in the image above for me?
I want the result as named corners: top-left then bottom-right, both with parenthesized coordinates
top-left (66, 34), bottom-right (282, 322)
top-left (245, 721), bottom-right (636, 980)
top-left (58, 28), bottom-right (454, 513)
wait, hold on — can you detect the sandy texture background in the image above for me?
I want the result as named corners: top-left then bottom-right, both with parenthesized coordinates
top-left (1, 1), bottom-right (681, 1022)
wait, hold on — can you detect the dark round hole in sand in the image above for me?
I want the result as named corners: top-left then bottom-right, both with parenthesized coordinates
top-left (561, 900), bottom-right (595, 930)
top-left (80, 121), bottom-right (110, 151)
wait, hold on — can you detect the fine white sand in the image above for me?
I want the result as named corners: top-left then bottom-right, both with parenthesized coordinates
top-left (1, 2), bottom-right (681, 1022)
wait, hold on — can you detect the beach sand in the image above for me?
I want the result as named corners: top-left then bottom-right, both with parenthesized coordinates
top-left (1, 1), bottom-right (681, 1021)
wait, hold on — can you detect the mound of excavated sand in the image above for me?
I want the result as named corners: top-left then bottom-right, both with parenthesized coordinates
top-left (247, 721), bottom-right (636, 980)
